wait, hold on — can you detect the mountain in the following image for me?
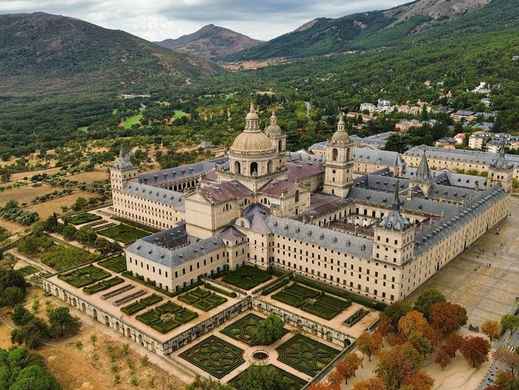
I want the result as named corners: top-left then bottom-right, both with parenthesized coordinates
top-left (228, 0), bottom-right (499, 61)
top-left (0, 12), bottom-right (220, 97)
top-left (156, 24), bottom-right (262, 61)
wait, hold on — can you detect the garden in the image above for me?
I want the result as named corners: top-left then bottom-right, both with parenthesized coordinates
top-left (222, 313), bottom-right (286, 346)
top-left (137, 301), bottom-right (198, 334)
top-left (179, 336), bottom-right (245, 379)
top-left (222, 265), bottom-right (271, 290)
top-left (178, 287), bottom-right (227, 312)
top-left (58, 265), bottom-right (110, 288)
top-left (99, 255), bottom-right (127, 273)
top-left (121, 294), bottom-right (163, 315)
top-left (98, 223), bottom-right (151, 244)
top-left (83, 276), bottom-right (124, 295)
top-left (271, 283), bottom-right (351, 320)
top-left (230, 364), bottom-right (307, 390)
top-left (277, 334), bottom-right (340, 377)
top-left (66, 212), bottom-right (102, 225)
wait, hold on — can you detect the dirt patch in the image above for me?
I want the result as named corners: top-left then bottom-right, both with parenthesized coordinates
top-left (10, 167), bottom-right (62, 182)
top-left (28, 192), bottom-right (100, 219)
top-left (0, 183), bottom-right (58, 206)
top-left (68, 170), bottom-right (109, 184)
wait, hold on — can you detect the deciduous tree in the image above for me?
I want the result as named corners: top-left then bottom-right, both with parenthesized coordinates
top-left (494, 347), bottom-right (519, 375)
top-left (402, 371), bottom-right (434, 390)
top-left (413, 289), bottom-right (446, 319)
top-left (501, 315), bottom-right (519, 333)
top-left (48, 307), bottom-right (81, 338)
top-left (429, 302), bottom-right (467, 336)
top-left (460, 336), bottom-right (490, 368)
top-left (252, 314), bottom-right (284, 345)
top-left (335, 352), bottom-right (363, 384)
top-left (376, 344), bottom-right (422, 390)
top-left (352, 377), bottom-right (386, 390)
top-left (357, 332), bottom-right (383, 361)
top-left (481, 320), bottom-right (501, 342)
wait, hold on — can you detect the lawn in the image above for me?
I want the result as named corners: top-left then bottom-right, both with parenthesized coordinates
top-left (222, 265), bottom-right (271, 290)
top-left (221, 313), bottom-right (287, 346)
top-left (277, 334), bottom-right (340, 377)
top-left (272, 283), bottom-right (351, 320)
top-left (121, 113), bottom-right (143, 129)
top-left (83, 276), bottom-right (124, 295)
top-left (137, 301), bottom-right (198, 334)
top-left (66, 212), bottom-right (102, 225)
top-left (230, 364), bottom-right (307, 390)
top-left (121, 294), bottom-right (163, 315)
top-left (99, 255), bottom-right (126, 273)
top-left (179, 336), bottom-right (245, 379)
top-left (178, 287), bottom-right (227, 312)
top-left (98, 223), bottom-right (151, 244)
top-left (59, 265), bottom-right (110, 288)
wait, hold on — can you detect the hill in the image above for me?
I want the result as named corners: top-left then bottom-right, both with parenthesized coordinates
top-left (0, 12), bottom-right (220, 97)
top-left (156, 24), bottom-right (262, 61)
top-left (227, 0), bottom-right (501, 61)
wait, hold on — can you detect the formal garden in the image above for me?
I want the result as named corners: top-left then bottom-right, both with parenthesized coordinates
top-left (99, 255), bottom-right (126, 273)
top-left (229, 364), bottom-right (307, 390)
top-left (178, 287), bottom-right (227, 311)
top-left (179, 336), bottom-right (245, 379)
top-left (137, 301), bottom-right (198, 333)
top-left (121, 293), bottom-right (163, 315)
top-left (97, 223), bottom-right (151, 244)
top-left (222, 313), bottom-right (287, 346)
top-left (222, 265), bottom-right (271, 290)
top-left (83, 276), bottom-right (124, 295)
top-left (66, 212), bottom-right (102, 225)
top-left (271, 282), bottom-right (351, 320)
top-left (276, 334), bottom-right (341, 377)
top-left (58, 264), bottom-right (110, 288)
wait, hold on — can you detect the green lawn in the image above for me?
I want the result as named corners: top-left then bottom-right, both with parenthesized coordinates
top-left (173, 110), bottom-right (188, 119)
top-left (98, 224), bottom-right (151, 244)
top-left (222, 265), bottom-right (271, 290)
top-left (230, 364), bottom-right (307, 390)
top-left (137, 301), bottom-right (198, 334)
top-left (178, 287), bottom-right (227, 312)
top-left (99, 255), bottom-right (126, 273)
top-left (179, 336), bottom-right (245, 379)
top-left (277, 334), bottom-right (340, 377)
top-left (59, 265), bottom-right (110, 288)
top-left (221, 313), bottom-right (287, 346)
top-left (120, 113), bottom-right (143, 129)
top-left (66, 212), bottom-right (102, 225)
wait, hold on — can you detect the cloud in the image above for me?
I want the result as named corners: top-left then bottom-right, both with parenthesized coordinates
top-left (0, 0), bottom-right (409, 41)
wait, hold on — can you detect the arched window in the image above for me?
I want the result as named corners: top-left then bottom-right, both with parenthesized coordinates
top-left (235, 161), bottom-right (241, 175)
top-left (251, 162), bottom-right (258, 176)
top-left (278, 140), bottom-right (283, 151)
top-left (295, 190), bottom-right (300, 202)
top-left (332, 148), bottom-right (338, 161)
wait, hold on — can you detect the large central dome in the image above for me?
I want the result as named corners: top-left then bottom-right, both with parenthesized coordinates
top-left (230, 103), bottom-right (275, 155)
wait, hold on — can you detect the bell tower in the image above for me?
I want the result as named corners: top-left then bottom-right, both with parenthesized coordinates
top-left (110, 145), bottom-right (137, 192)
top-left (323, 113), bottom-right (354, 197)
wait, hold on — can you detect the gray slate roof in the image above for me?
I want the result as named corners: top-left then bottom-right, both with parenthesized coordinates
top-left (125, 183), bottom-right (185, 211)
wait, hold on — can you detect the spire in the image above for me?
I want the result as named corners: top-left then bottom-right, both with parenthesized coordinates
top-left (379, 179), bottom-right (411, 231)
top-left (337, 112), bottom-right (346, 132)
top-left (245, 101), bottom-right (260, 132)
top-left (270, 110), bottom-right (278, 127)
top-left (393, 179), bottom-right (401, 211)
top-left (250, 101), bottom-right (256, 114)
top-left (416, 150), bottom-right (432, 183)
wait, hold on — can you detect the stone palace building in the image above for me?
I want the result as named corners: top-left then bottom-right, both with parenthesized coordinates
top-left (110, 105), bottom-right (511, 304)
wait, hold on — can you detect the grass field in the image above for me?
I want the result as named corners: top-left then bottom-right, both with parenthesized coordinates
top-left (222, 265), bottom-right (271, 290)
top-left (121, 113), bottom-right (143, 129)
top-left (68, 170), bottom-right (109, 183)
top-left (0, 183), bottom-right (57, 206)
top-left (99, 255), bottom-right (126, 273)
top-left (98, 224), bottom-right (151, 244)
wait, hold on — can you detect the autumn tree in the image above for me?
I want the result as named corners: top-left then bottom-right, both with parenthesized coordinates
top-left (414, 289), bottom-right (446, 319)
top-left (398, 310), bottom-right (438, 353)
top-left (494, 346), bottom-right (519, 375)
top-left (429, 302), bottom-right (467, 336)
top-left (402, 371), bottom-right (434, 390)
top-left (357, 332), bottom-right (383, 361)
top-left (460, 336), bottom-right (491, 368)
top-left (352, 377), bottom-right (386, 390)
top-left (376, 344), bottom-right (423, 390)
top-left (434, 333), bottom-right (464, 369)
top-left (481, 320), bottom-right (501, 342)
top-left (384, 302), bottom-right (412, 332)
top-left (308, 383), bottom-right (336, 390)
top-left (335, 352), bottom-right (364, 384)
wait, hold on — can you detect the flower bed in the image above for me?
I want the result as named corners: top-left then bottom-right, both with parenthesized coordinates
top-left (58, 265), bottom-right (110, 288)
top-left (137, 301), bottom-right (198, 333)
top-left (121, 293), bottom-right (163, 315)
top-left (83, 276), bottom-right (124, 295)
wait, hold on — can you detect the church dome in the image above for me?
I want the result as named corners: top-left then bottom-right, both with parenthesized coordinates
top-left (231, 131), bottom-right (275, 154)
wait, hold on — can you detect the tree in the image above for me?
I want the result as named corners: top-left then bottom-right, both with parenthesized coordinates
top-left (48, 307), bottom-right (80, 338)
top-left (429, 302), bottom-right (467, 336)
top-left (494, 370), bottom-right (519, 390)
top-left (357, 332), bottom-right (383, 361)
top-left (352, 377), bottom-right (386, 390)
top-left (185, 376), bottom-right (234, 390)
top-left (494, 347), bottom-right (519, 375)
top-left (376, 344), bottom-right (423, 390)
top-left (12, 305), bottom-right (34, 326)
top-left (0, 269), bottom-right (27, 308)
top-left (61, 225), bottom-right (77, 241)
top-left (335, 352), bottom-right (364, 384)
top-left (481, 320), bottom-right (501, 342)
top-left (402, 371), bottom-right (434, 390)
top-left (72, 197), bottom-right (88, 211)
top-left (76, 227), bottom-right (97, 246)
top-left (413, 290), bottom-right (446, 319)
top-left (398, 311), bottom-right (430, 340)
top-left (384, 302), bottom-right (412, 332)
top-left (43, 214), bottom-right (59, 233)
top-left (434, 333), bottom-right (464, 369)
top-left (11, 318), bottom-right (49, 349)
top-left (501, 315), bottom-right (519, 333)
top-left (252, 314), bottom-right (284, 345)
top-left (460, 336), bottom-right (490, 368)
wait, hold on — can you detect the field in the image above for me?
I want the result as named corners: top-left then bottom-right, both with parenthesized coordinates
top-left (136, 301), bottom-right (198, 334)
top-left (179, 336), bottom-right (245, 379)
top-left (222, 265), bottom-right (271, 290)
top-left (99, 255), bottom-right (127, 273)
top-left (178, 287), bottom-right (227, 312)
top-left (0, 183), bottom-right (57, 206)
top-left (230, 365), bottom-right (307, 390)
top-left (121, 113), bottom-right (143, 129)
top-left (58, 265), bottom-right (110, 288)
top-left (276, 334), bottom-right (340, 377)
top-left (221, 313), bottom-right (287, 346)
top-left (68, 170), bottom-right (109, 183)
top-left (9, 167), bottom-right (62, 182)
top-left (27, 191), bottom-right (99, 219)
top-left (98, 224), bottom-right (151, 244)
top-left (272, 283), bottom-right (351, 320)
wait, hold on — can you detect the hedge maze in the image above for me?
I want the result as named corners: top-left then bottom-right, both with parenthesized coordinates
top-left (137, 301), bottom-right (198, 334)
top-left (58, 265), bottom-right (110, 288)
top-left (222, 265), bottom-right (271, 290)
top-left (178, 287), bottom-right (227, 311)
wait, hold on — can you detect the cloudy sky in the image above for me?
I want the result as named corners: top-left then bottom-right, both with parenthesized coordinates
top-left (0, 0), bottom-right (410, 41)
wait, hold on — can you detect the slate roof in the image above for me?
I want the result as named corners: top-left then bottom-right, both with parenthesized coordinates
top-left (125, 183), bottom-right (185, 211)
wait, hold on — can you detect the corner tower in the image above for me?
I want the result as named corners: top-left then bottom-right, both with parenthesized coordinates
top-left (110, 146), bottom-right (137, 192)
top-left (323, 113), bottom-right (354, 197)
top-left (488, 147), bottom-right (514, 193)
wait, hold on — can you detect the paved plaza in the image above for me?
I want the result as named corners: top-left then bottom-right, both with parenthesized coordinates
top-left (408, 196), bottom-right (519, 326)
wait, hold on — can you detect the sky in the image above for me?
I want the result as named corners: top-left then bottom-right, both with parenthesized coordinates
top-left (0, 0), bottom-right (411, 41)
